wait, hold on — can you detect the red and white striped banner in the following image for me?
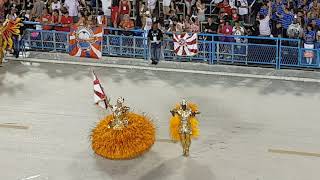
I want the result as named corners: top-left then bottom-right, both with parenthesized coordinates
top-left (93, 71), bottom-right (108, 109)
top-left (173, 33), bottom-right (198, 56)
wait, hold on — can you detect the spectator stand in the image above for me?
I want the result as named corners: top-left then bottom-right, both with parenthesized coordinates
top-left (21, 21), bottom-right (320, 70)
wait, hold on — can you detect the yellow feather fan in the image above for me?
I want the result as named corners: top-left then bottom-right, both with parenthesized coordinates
top-left (169, 103), bottom-right (200, 141)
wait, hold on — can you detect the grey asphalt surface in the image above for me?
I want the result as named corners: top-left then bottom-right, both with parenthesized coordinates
top-left (1, 61), bottom-right (320, 180)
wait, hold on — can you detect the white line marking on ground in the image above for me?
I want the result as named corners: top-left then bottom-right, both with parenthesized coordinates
top-left (21, 174), bottom-right (41, 180)
top-left (268, 149), bottom-right (320, 157)
top-left (11, 58), bottom-right (320, 83)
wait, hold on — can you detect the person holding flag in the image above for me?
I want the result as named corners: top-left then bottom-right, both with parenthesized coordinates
top-left (91, 71), bottom-right (156, 160)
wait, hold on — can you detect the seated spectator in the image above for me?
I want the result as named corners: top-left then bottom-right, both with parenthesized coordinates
top-left (77, 11), bottom-right (89, 26)
top-left (51, 0), bottom-right (61, 12)
top-left (271, 22), bottom-right (285, 38)
top-left (119, 14), bottom-right (134, 35)
top-left (52, 9), bottom-right (59, 24)
top-left (57, 11), bottom-right (73, 32)
top-left (205, 16), bottom-right (219, 34)
top-left (218, 20), bottom-right (233, 36)
top-left (190, 17), bottom-right (200, 33)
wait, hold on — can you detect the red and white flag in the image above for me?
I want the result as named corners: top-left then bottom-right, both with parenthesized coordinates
top-left (173, 33), bottom-right (198, 56)
top-left (93, 71), bottom-right (108, 109)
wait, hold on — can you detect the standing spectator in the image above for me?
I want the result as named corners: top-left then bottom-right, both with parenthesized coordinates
top-left (218, 0), bottom-right (232, 16)
top-left (41, 8), bottom-right (52, 30)
top-left (31, 0), bottom-right (46, 19)
top-left (197, 2), bottom-right (206, 22)
top-left (119, 0), bottom-right (131, 18)
top-left (231, 8), bottom-right (239, 22)
top-left (64, 0), bottom-right (79, 23)
top-left (238, 0), bottom-right (248, 23)
top-left (303, 24), bottom-right (316, 64)
top-left (23, 0), bottom-right (34, 11)
top-left (280, 4), bottom-right (294, 37)
top-left (111, 0), bottom-right (119, 27)
top-left (142, 10), bottom-right (153, 31)
top-left (6, 7), bottom-right (18, 20)
top-left (287, 18), bottom-right (303, 39)
top-left (148, 22), bottom-right (163, 65)
top-left (51, 0), bottom-right (61, 11)
top-left (258, 1), bottom-right (271, 37)
top-left (163, 0), bottom-right (171, 18)
top-left (0, 0), bottom-right (7, 22)
top-left (315, 30), bottom-right (320, 49)
top-left (148, 0), bottom-right (156, 15)
top-left (185, 0), bottom-right (195, 16)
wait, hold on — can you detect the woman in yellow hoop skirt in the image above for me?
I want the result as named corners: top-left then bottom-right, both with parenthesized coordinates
top-left (0, 18), bottom-right (23, 65)
top-left (170, 99), bottom-right (200, 157)
top-left (91, 97), bottom-right (155, 160)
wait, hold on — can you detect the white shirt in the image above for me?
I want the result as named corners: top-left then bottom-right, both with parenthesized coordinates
top-left (51, 1), bottom-right (61, 11)
top-left (144, 17), bottom-right (153, 31)
top-left (229, 0), bottom-right (248, 15)
top-left (259, 15), bottom-right (271, 36)
top-left (163, 0), bottom-right (171, 6)
top-left (64, 0), bottom-right (79, 17)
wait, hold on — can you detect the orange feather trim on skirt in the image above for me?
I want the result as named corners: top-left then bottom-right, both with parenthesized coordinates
top-left (169, 103), bottom-right (200, 141)
top-left (91, 112), bottom-right (156, 160)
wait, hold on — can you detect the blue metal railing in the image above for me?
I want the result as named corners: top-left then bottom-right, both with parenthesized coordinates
top-left (21, 27), bottom-right (320, 69)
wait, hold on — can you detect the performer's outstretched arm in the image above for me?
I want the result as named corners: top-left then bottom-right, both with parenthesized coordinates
top-left (170, 109), bottom-right (177, 116)
top-left (192, 111), bottom-right (200, 116)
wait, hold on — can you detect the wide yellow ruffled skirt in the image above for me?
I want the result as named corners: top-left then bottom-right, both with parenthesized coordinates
top-left (169, 103), bottom-right (200, 141)
top-left (91, 112), bottom-right (156, 160)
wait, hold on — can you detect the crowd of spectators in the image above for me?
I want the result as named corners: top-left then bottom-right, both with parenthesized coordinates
top-left (1, 0), bottom-right (320, 47)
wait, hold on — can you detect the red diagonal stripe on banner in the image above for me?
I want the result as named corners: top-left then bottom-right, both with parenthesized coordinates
top-left (94, 90), bottom-right (105, 99)
top-left (186, 39), bottom-right (197, 45)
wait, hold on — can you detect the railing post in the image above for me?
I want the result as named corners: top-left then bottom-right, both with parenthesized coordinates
top-left (277, 39), bottom-right (281, 69)
top-left (41, 30), bottom-right (44, 50)
top-left (53, 31), bottom-right (56, 51)
top-left (276, 38), bottom-right (279, 69)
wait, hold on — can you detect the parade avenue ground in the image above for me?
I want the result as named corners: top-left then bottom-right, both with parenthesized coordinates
top-left (0, 59), bottom-right (320, 180)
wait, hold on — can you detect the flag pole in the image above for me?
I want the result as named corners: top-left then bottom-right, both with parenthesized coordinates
top-left (93, 70), bottom-right (108, 110)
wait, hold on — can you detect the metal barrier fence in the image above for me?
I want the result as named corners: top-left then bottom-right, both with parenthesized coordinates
top-left (22, 28), bottom-right (320, 69)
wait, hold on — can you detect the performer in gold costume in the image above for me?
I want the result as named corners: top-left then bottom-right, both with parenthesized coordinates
top-left (170, 99), bottom-right (200, 156)
top-left (0, 18), bottom-right (23, 66)
top-left (91, 97), bottom-right (156, 160)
